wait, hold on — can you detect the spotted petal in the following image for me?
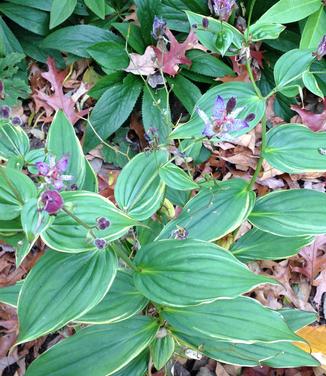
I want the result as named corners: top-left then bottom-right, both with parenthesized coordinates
top-left (212, 95), bottom-right (225, 121)
top-left (196, 107), bottom-right (215, 138)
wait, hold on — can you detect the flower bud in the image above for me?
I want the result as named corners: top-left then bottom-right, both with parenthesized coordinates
top-left (94, 238), bottom-right (107, 250)
top-left (41, 190), bottom-right (64, 214)
top-left (0, 105), bottom-right (10, 119)
top-left (11, 116), bottom-right (22, 126)
top-left (202, 17), bottom-right (209, 28)
top-left (97, 217), bottom-right (111, 230)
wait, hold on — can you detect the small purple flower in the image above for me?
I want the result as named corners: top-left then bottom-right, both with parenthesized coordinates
top-left (172, 227), bottom-right (189, 240)
top-left (36, 162), bottom-right (50, 176)
top-left (11, 116), bottom-right (23, 126)
top-left (55, 154), bottom-right (69, 173)
top-left (152, 16), bottom-right (167, 40)
top-left (208, 0), bottom-right (236, 21)
top-left (196, 95), bottom-right (255, 140)
top-left (202, 18), bottom-right (209, 28)
top-left (313, 35), bottom-right (326, 60)
top-left (41, 190), bottom-right (64, 214)
top-left (94, 238), bottom-right (107, 250)
top-left (97, 217), bottom-right (111, 230)
top-left (0, 105), bottom-right (10, 119)
top-left (144, 127), bottom-right (159, 143)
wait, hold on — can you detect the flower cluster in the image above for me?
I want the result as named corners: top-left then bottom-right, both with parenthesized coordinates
top-left (208, 0), bottom-right (236, 21)
top-left (196, 95), bottom-right (255, 140)
top-left (0, 104), bottom-right (23, 126)
top-left (35, 154), bottom-right (72, 191)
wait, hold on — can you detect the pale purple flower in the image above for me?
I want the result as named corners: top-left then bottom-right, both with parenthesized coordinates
top-left (94, 238), bottom-right (107, 250)
top-left (55, 154), bottom-right (69, 173)
top-left (314, 35), bottom-right (326, 60)
top-left (196, 95), bottom-right (255, 139)
top-left (152, 16), bottom-right (167, 40)
top-left (11, 116), bottom-right (23, 126)
top-left (36, 162), bottom-right (50, 176)
top-left (41, 190), bottom-right (64, 214)
top-left (208, 0), bottom-right (236, 21)
top-left (97, 217), bottom-right (111, 230)
top-left (172, 227), bottom-right (189, 240)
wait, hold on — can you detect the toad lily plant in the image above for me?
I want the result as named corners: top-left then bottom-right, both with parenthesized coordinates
top-left (1, 3), bottom-right (326, 376)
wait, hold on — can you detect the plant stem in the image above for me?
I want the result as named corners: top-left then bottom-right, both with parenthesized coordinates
top-left (62, 206), bottom-right (97, 239)
top-left (248, 113), bottom-right (267, 190)
top-left (110, 242), bottom-right (138, 271)
top-left (245, 0), bottom-right (257, 43)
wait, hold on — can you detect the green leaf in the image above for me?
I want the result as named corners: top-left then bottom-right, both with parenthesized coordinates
top-left (18, 249), bottom-right (117, 344)
top-left (111, 351), bottom-right (149, 376)
top-left (303, 71), bottom-right (324, 98)
top-left (0, 3), bottom-right (49, 35)
top-left (151, 335), bottom-right (175, 371)
top-left (250, 23), bottom-right (286, 42)
top-left (41, 25), bottom-right (122, 57)
top-left (81, 158), bottom-right (98, 192)
top-left (185, 50), bottom-right (234, 78)
top-left (84, 74), bottom-right (143, 152)
top-left (113, 22), bottom-right (146, 54)
top-left (115, 150), bottom-right (169, 221)
top-left (274, 49), bottom-right (315, 91)
top-left (164, 296), bottom-right (301, 343)
top-left (178, 333), bottom-right (319, 367)
top-left (25, 316), bottom-right (159, 376)
top-left (4, 0), bottom-right (52, 11)
top-left (0, 166), bottom-right (37, 220)
top-left (142, 86), bottom-right (172, 143)
top-left (185, 11), bottom-right (243, 53)
top-left (249, 189), bottom-right (326, 236)
top-left (18, 198), bottom-right (53, 266)
top-left (84, 0), bottom-right (106, 19)
top-left (257, 0), bottom-right (321, 24)
top-left (134, 0), bottom-right (161, 45)
top-left (168, 74), bottom-right (201, 114)
top-left (133, 239), bottom-right (275, 306)
top-left (159, 162), bottom-right (199, 191)
top-left (279, 308), bottom-right (317, 331)
top-left (88, 71), bottom-right (124, 100)
top-left (231, 228), bottom-right (313, 262)
top-left (0, 280), bottom-right (23, 307)
top-left (0, 16), bottom-right (23, 54)
top-left (47, 111), bottom-right (86, 188)
top-left (300, 6), bottom-right (326, 49)
top-left (0, 217), bottom-right (22, 232)
top-left (158, 179), bottom-right (255, 241)
top-left (0, 120), bottom-right (29, 161)
top-left (76, 270), bottom-right (149, 324)
top-left (264, 124), bottom-right (326, 173)
top-left (88, 41), bottom-right (129, 72)
top-left (50, 0), bottom-right (77, 29)
top-left (42, 191), bottom-right (137, 252)
top-left (171, 82), bottom-right (265, 139)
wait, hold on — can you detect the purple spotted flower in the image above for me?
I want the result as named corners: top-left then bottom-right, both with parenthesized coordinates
top-left (35, 154), bottom-right (72, 190)
top-left (41, 190), bottom-right (64, 214)
top-left (97, 217), bottom-right (111, 230)
top-left (313, 35), bottom-right (326, 60)
top-left (172, 227), bottom-right (189, 240)
top-left (94, 238), bottom-right (107, 250)
top-left (196, 95), bottom-right (255, 140)
top-left (0, 105), bottom-right (10, 119)
top-left (208, 0), bottom-right (236, 21)
top-left (152, 16), bottom-right (167, 40)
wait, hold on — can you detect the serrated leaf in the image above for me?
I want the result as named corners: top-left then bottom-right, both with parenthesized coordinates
top-left (25, 316), bottom-right (159, 376)
top-left (50, 0), bottom-right (77, 29)
top-left (18, 249), bottom-right (117, 344)
top-left (133, 239), bottom-right (275, 306)
top-left (47, 111), bottom-right (86, 188)
top-left (84, 74), bottom-right (143, 152)
top-left (263, 124), bottom-right (326, 173)
top-left (231, 227), bottom-right (313, 262)
top-left (115, 150), bottom-right (169, 221)
top-left (157, 179), bottom-right (255, 241)
top-left (41, 191), bottom-right (137, 253)
top-left (159, 162), bottom-right (198, 191)
top-left (76, 270), bottom-right (148, 324)
top-left (164, 296), bottom-right (302, 343)
top-left (249, 189), bottom-right (326, 236)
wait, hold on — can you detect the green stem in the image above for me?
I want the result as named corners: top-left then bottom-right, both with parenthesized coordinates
top-left (245, 0), bottom-right (257, 43)
top-left (110, 242), bottom-right (138, 271)
top-left (248, 113), bottom-right (267, 190)
top-left (62, 206), bottom-right (97, 239)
